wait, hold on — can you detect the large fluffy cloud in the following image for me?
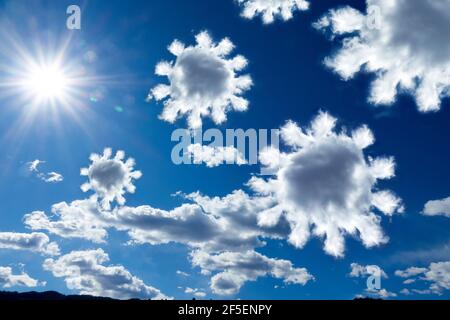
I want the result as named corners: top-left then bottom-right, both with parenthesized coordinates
top-left (0, 232), bottom-right (59, 256)
top-left (24, 123), bottom-right (401, 294)
top-left (191, 250), bottom-right (313, 295)
top-left (422, 197), bottom-right (450, 217)
top-left (236, 0), bottom-right (309, 24)
top-left (0, 267), bottom-right (42, 288)
top-left (80, 148), bottom-right (142, 210)
top-left (315, 0), bottom-right (450, 112)
top-left (250, 111), bottom-right (403, 257)
top-left (395, 261), bottom-right (450, 295)
top-left (24, 148), bottom-right (312, 295)
top-left (43, 249), bottom-right (170, 300)
top-left (24, 199), bottom-right (108, 243)
top-left (27, 190), bottom-right (288, 253)
top-left (148, 31), bottom-right (252, 129)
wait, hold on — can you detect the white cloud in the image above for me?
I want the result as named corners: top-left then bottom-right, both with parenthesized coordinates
top-left (315, 0), bottom-right (450, 112)
top-left (43, 249), bottom-right (170, 300)
top-left (176, 270), bottom-right (189, 277)
top-left (26, 160), bottom-right (63, 183)
top-left (395, 266), bottom-right (428, 278)
top-left (423, 262), bottom-right (450, 293)
top-left (111, 191), bottom-right (287, 253)
top-left (400, 288), bottom-right (411, 295)
top-left (0, 232), bottom-right (59, 256)
top-left (412, 288), bottom-right (433, 295)
top-left (28, 187), bottom-right (287, 254)
top-left (148, 31), bottom-right (252, 129)
top-left (184, 287), bottom-right (207, 298)
top-left (249, 111), bottom-right (403, 257)
top-left (24, 184), bottom-right (307, 296)
top-left (0, 267), bottom-right (43, 288)
top-left (80, 148), bottom-right (142, 210)
top-left (403, 278), bottom-right (415, 284)
top-left (236, 0), bottom-right (309, 24)
top-left (365, 288), bottom-right (397, 299)
top-left (43, 172), bottom-right (64, 183)
top-left (422, 197), bottom-right (450, 217)
top-left (187, 143), bottom-right (247, 167)
top-left (191, 250), bottom-right (313, 295)
top-left (27, 159), bottom-right (44, 172)
top-left (24, 198), bottom-right (108, 243)
top-left (350, 263), bottom-right (387, 278)
top-left (395, 261), bottom-right (450, 295)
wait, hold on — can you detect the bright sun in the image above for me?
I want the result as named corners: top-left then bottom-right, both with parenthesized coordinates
top-left (25, 63), bottom-right (69, 101)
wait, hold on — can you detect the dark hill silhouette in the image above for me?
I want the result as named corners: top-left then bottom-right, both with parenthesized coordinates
top-left (0, 290), bottom-right (117, 301)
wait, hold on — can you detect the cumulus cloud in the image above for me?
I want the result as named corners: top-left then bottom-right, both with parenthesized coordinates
top-left (28, 188), bottom-right (288, 254)
top-left (191, 250), bottom-right (313, 295)
top-left (350, 263), bottom-right (387, 278)
top-left (236, 0), bottom-right (309, 24)
top-left (422, 197), bottom-right (450, 217)
top-left (0, 232), bottom-right (59, 256)
top-left (184, 287), bottom-right (207, 298)
top-left (43, 249), bottom-right (170, 300)
top-left (249, 111), bottom-right (403, 257)
top-left (365, 288), bottom-right (397, 299)
top-left (80, 148), bottom-right (142, 210)
top-left (187, 143), bottom-right (247, 167)
top-left (112, 190), bottom-right (289, 253)
top-left (395, 262), bottom-right (450, 295)
top-left (23, 148), bottom-right (310, 295)
top-left (0, 267), bottom-right (43, 288)
top-left (395, 266), bottom-right (428, 278)
top-left (26, 160), bottom-right (63, 183)
top-left (148, 31), bottom-right (252, 129)
top-left (315, 0), bottom-right (450, 112)
top-left (24, 198), bottom-right (108, 243)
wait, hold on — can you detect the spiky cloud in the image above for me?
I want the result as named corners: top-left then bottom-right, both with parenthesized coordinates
top-left (148, 31), bottom-right (253, 129)
top-left (237, 0), bottom-right (309, 24)
top-left (80, 148), bottom-right (142, 210)
top-left (249, 111), bottom-right (404, 257)
top-left (315, 0), bottom-right (450, 112)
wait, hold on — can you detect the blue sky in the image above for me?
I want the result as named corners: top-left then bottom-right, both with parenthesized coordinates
top-left (0, 0), bottom-right (449, 299)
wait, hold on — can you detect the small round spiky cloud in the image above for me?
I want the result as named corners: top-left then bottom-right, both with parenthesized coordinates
top-left (237, 0), bottom-right (310, 24)
top-left (249, 111), bottom-right (404, 257)
top-left (80, 148), bottom-right (142, 210)
top-left (148, 31), bottom-right (253, 129)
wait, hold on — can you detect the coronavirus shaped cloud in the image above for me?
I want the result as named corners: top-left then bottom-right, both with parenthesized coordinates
top-left (148, 31), bottom-right (253, 129)
top-left (236, 0), bottom-right (309, 24)
top-left (80, 148), bottom-right (142, 210)
top-left (315, 0), bottom-right (450, 112)
top-left (249, 111), bottom-right (404, 257)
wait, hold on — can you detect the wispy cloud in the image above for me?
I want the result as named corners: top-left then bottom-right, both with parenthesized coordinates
top-left (26, 160), bottom-right (63, 184)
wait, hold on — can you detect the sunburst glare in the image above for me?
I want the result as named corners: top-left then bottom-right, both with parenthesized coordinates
top-left (22, 62), bottom-right (70, 103)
